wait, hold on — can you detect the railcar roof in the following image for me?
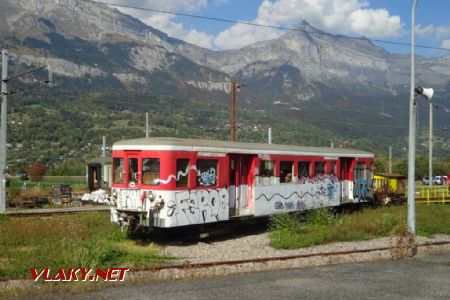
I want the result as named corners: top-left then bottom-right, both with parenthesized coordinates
top-left (112, 137), bottom-right (374, 158)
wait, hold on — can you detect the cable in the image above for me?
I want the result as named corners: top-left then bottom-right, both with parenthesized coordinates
top-left (81, 0), bottom-right (450, 52)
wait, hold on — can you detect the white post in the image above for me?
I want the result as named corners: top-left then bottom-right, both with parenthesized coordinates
top-left (102, 135), bottom-right (106, 158)
top-left (407, 0), bottom-right (419, 237)
top-left (146, 112), bottom-right (149, 138)
top-left (268, 127), bottom-right (272, 144)
top-left (0, 50), bottom-right (8, 213)
top-left (429, 100), bottom-right (433, 187)
top-left (389, 145), bottom-right (392, 173)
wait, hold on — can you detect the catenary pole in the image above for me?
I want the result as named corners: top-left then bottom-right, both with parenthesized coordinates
top-left (407, 0), bottom-right (419, 238)
top-left (0, 50), bottom-right (50, 214)
top-left (0, 50), bottom-right (8, 213)
top-left (429, 100), bottom-right (433, 187)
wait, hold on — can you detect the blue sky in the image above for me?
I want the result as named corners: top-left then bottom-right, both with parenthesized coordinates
top-left (106, 0), bottom-right (450, 57)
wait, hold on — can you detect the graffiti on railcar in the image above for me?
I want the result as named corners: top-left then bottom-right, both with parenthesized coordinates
top-left (166, 189), bottom-right (229, 226)
top-left (255, 174), bottom-right (340, 215)
top-left (354, 168), bottom-right (374, 201)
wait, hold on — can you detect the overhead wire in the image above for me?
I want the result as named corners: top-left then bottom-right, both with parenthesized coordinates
top-left (8, 0), bottom-right (450, 133)
top-left (81, 0), bottom-right (450, 52)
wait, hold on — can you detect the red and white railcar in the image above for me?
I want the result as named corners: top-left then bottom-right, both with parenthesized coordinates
top-left (110, 137), bottom-right (374, 229)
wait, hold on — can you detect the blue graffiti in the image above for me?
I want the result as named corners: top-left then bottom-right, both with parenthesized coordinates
top-left (198, 168), bottom-right (216, 186)
top-left (296, 201), bottom-right (305, 210)
top-left (327, 183), bottom-right (334, 200)
top-left (275, 201), bottom-right (284, 209)
top-left (285, 201), bottom-right (294, 210)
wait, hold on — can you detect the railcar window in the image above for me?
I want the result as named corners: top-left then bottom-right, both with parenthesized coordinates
top-left (298, 161), bottom-right (310, 178)
top-left (113, 158), bottom-right (124, 184)
top-left (329, 161), bottom-right (336, 175)
top-left (315, 161), bottom-right (325, 175)
top-left (176, 159), bottom-right (190, 187)
top-left (128, 158), bottom-right (138, 185)
top-left (142, 158), bottom-right (160, 186)
top-left (196, 159), bottom-right (218, 187)
top-left (354, 162), bottom-right (365, 181)
top-left (280, 161), bottom-right (293, 183)
top-left (259, 160), bottom-right (274, 177)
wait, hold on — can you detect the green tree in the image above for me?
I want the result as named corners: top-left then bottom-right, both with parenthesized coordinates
top-left (49, 160), bottom-right (85, 176)
top-left (374, 156), bottom-right (387, 173)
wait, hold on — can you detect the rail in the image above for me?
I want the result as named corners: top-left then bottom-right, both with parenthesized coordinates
top-left (407, 186), bottom-right (450, 204)
top-left (144, 240), bottom-right (450, 273)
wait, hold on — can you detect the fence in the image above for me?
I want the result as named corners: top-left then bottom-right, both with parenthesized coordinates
top-left (411, 186), bottom-right (450, 204)
top-left (8, 176), bottom-right (86, 189)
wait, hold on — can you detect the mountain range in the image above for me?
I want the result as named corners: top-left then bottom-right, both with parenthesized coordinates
top-left (1, 0), bottom-right (450, 169)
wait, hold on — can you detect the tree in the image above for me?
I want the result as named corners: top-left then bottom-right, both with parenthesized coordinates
top-left (374, 156), bottom-right (387, 173)
top-left (27, 163), bottom-right (47, 182)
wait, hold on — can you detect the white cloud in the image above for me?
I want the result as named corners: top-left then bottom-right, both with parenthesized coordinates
top-left (138, 13), bottom-right (214, 48)
top-left (103, 0), bottom-right (214, 48)
top-left (348, 9), bottom-right (402, 38)
top-left (435, 26), bottom-right (450, 39)
top-left (214, 23), bottom-right (280, 50)
top-left (416, 24), bottom-right (450, 38)
top-left (415, 24), bottom-right (450, 51)
top-left (441, 40), bottom-right (450, 49)
top-left (415, 24), bottom-right (436, 37)
top-left (104, 0), bottom-right (209, 13)
top-left (102, 0), bottom-right (403, 50)
top-left (214, 0), bottom-right (403, 50)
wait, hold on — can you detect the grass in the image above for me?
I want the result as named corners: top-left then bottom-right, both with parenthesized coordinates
top-left (269, 205), bottom-right (450, 249)
top-left (0, 212), bottom-right (171, 281)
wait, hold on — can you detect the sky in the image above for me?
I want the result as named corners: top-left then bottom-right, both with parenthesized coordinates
top-left (101, 0), bottom-right (450, 57)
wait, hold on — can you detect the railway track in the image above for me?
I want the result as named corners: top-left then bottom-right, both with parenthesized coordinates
top-left (138, 240), bottom-right (450, 278)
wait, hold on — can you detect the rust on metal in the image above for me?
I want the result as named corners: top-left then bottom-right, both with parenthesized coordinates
top-left (145, 240), bottom-right (450, 272)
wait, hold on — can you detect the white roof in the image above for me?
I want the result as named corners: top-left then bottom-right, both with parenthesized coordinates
top-left (113, 137), bottom-right (374, 158)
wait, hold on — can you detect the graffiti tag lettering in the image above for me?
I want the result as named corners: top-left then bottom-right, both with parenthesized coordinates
top-left (167, 189), bottom-right (229, 225)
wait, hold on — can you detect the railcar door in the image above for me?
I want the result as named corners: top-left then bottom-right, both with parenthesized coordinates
top-left (353, 162), bottom-right (373, 202)
top-left (87, 163), bottom-right (101, 192)
top-left (229, 154), bottom-right (256, 216)
top-left (124, 151), bottom-right (141, 188)
top-left (340, 157), bottom-right (354, 203)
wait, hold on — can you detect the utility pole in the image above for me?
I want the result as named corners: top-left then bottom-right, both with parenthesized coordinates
top-left (407, 0), bottom-right (419, 239)
top-left (102, 136), bottom-right (106, 158)
top-left (268, 127), bottom-right (272, 144)
top-left (389, 145), bottom-right (392, 173)
top-left (429, 99), bottom-right (433, 187)
top-left (230, 80), bottom-right (237, 142)
top-left (146, 112), bottom-right (149, 138)
top-left (1, 50), bottom-right (8, 213)
top-left (0, 49), bottom-right (51, 213)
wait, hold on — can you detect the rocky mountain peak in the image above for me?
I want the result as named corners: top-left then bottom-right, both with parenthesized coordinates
top-left (1, 0), bottom-right (449, 102)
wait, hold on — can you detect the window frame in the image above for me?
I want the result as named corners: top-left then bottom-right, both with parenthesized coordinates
top-left (280, 160), bottom-right (294, 183)
top-left (298, 161), bottom-right (311, 178)
top-left (196, 159), bottom-right (219, 187)
top-left (142, 158), bottom-right (161, 186)
top-left (112, 157), bottom-right (125, 184)
top-left (176, 158), bottom-right (190, 188)
top-left (259, 160), bottom-right (275, 178)
top-left (314, 161), bottom-right (326, 176)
